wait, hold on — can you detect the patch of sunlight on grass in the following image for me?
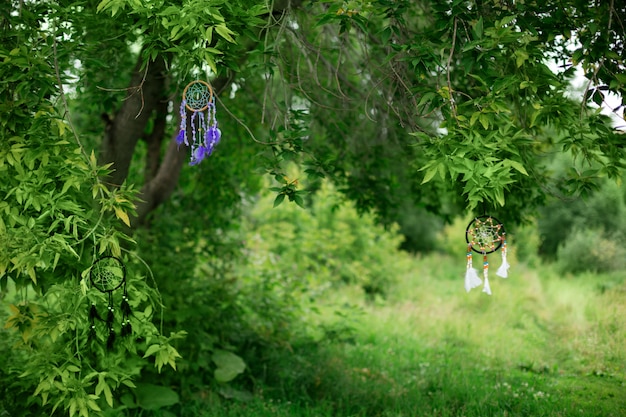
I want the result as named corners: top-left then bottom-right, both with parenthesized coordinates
top-left (358, 252), bottom-right (626, 376)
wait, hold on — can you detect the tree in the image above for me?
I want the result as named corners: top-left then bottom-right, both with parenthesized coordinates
top-left (2, 0), bottom-right (625, 415)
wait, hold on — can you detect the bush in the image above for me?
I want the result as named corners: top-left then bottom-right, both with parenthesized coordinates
top-left (242, 181), bottom-right (412, 298)
top-left (126, 178), bottom-right (412, 408)
top-left (556, 228), bottom-right (626, 274)
top-left (538, 172), bottom-right (626, 260)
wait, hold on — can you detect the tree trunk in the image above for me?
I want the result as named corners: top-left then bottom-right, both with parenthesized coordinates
top-left (100, 54), bottom-right (167, 188)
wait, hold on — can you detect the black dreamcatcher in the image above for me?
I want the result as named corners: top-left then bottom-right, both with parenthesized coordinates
top-left (88, 256), bottom-right (132, 348)
top-left (464, 215), bottom-right (510, 295)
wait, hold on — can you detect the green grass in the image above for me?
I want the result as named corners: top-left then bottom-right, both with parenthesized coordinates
top-left (183, 252), bottom-right (626, 417)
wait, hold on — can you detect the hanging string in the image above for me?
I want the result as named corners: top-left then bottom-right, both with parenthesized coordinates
top-left (496, 233), bottom-right (510, 278)
top-left (106, 292), bottom-right (116, 349)
top-left (482, 253), bottom-right (492, 295)
top-left (465, 244), bottom-right (482, 292)
top-left (120, 284), bottom-right (132, 337)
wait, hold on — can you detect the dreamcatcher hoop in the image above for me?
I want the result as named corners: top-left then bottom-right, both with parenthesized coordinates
top-left (182, 80), bottom-right (214, 112)
top-left (465, 215), bottom-right (505, 254)
top-left (90, 256), bottom-right (126, 293)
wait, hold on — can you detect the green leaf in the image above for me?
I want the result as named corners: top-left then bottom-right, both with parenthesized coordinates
top-left (506, 159), bottom-right (528, 176)
top-left (421, 165), bottom-right (439, 184)
top-left (470, 112), bottom-right (480, 127)
top-left (215, 24), bottom-right (236, 43)
top-left (96, 0), bottom-right (113, 13)
top-left (203, 52), bottom-right (218, 74)
top-left (114, 207), bottom-right (131, 227)
top-left (418, 92), bottom-right (437, 108)
top-left (133, 383), bottom-right (180, 410)
top-left (615, 73), bottom-right (626, 84)
top-left (293, 193), bottom-right (305, 208)
top-left (494, 188), bottom-right (506, 206)
top-left (103, 382), bottom-right (114, 407)
top-left (120, 379), bottom-right (137, 389)
top-left (498, 15), bottom-right (517, 27)
top-left (69, 399), bottom-right (77, 417)
top-left (205, 47), bottom-right (222, 55)
top-left (86, 400), bottom-right (101, 413)
top-left (473, 17), bottom-right (483, 39)
top-left (273, 193), bottom-right (285, 207)
top-left (143, 344), bottom-right (161, 358)
top-left (212, 349), bottom-right (246, 383)
top-left (515, 50), bottom-right (529, 67)
top-left (479, 114), bottom-right (490, 130)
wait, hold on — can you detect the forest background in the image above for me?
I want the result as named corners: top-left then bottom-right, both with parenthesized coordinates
top-left (1, 0), bottom-right (626, 416)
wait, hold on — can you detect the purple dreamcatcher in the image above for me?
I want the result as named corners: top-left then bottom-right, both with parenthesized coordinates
top-left (88, 256), bottom-right (132, 349)
top-left (464, 215), bottom-right (510, 295)
top-left (176, 80), bottom-right (221, 165)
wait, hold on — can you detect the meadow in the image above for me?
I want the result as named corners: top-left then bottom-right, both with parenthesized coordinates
top-left (187, 250), bottom-right (626, 417)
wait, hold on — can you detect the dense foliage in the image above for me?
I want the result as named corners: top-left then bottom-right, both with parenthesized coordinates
top-left (1, 0), bottom-right (625, 416)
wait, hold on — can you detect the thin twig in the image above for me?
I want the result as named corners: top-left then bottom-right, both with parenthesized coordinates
top-left (580, 0), bottom-right (617, 121)
top-left (97, 61), bottom-right (150, 119)
top-left (53, 35), bottom-right (88, 161)
top-left (446, 17), bottom-right (459, 122)
top-left (133, 62), bottom-right (150, 119)
top-left (262, 1), bottom-right (289, 124)
top-left (214, 94), bottom-right (273, 145)
top-left (389, 60), bottom-right (419, 117)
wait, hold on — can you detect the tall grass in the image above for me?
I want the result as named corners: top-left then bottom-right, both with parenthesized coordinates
top-left (191, 244), bottom-right (626, 416)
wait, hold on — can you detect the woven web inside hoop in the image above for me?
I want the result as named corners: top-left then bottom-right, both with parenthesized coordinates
top-left (90, 256), bottom-right (126, 293)
top-left (465, 215), bottom-right (505, 254)
top-left (183, 80), bottom-right (213, 112)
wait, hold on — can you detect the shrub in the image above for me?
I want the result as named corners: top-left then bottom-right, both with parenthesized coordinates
top-left (556, 228), bottom-right (626, 274)
top-left (538, 176), bottom-right (626, 260)
top-left (129, 178), bottom-right (413, 404)
top-left (242, 181), bottom-right (412, 298)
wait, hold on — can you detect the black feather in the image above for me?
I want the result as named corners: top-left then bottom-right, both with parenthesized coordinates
top-left (89, 303), bottom-right (101, 321)
top-left (106, 329), bottom-right (116, 350)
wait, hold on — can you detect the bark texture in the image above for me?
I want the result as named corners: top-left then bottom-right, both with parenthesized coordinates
top-left (101, 55), bottom-right (168, 188)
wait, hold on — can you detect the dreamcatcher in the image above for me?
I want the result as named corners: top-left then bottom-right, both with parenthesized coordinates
top-left (464, 215), bottom-right (510, 295)
top-left (176, 79), bottom-right (221, 165)
top-left (88, 256), bottom-right (131, 349)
